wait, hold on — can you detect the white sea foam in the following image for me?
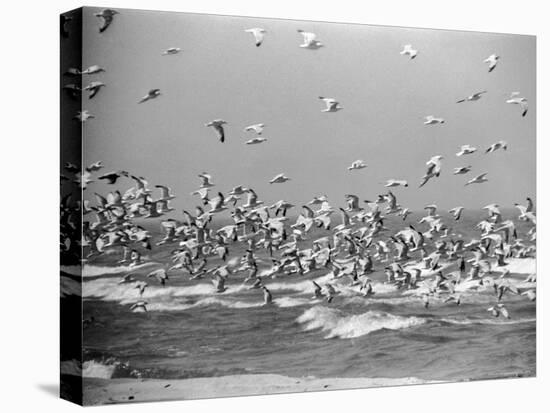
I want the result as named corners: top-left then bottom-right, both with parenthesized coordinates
top-left (296, 306), bottom-right (426, 339)
top-left (82, 360), bottom-right (116, 379)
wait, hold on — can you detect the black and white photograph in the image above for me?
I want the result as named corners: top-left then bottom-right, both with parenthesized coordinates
top-left (57, 5), bottom-right (539, 406)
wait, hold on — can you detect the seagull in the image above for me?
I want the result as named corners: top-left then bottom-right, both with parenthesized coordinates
top-left (453, 166), bottom-right (472, 175)
top-left (83, 81), bottom-right (105, 99)
top-left (419, 155), bottom-right (443, 188)
top-left (297, 30), bottom-right (323, 49)
top-left (244, 123), bottom-right (265, 135)
top-left (262, 286), bottom-right (273, 305)
top-left (465, 173), bottom-right (488, 186)
top-left (348, 160), bottom-right (367, 171)
top-left (270, 173), bottom-right (291, 184)
top-left (449, 206), bottom-right (464, 221)
top-left (424, 116), bottom-right (445, 125)
top-left (385, 179), bottom-right (408, 188)
top-left (80, 65), bottom-right (105, 75)
top-left (98, 170), bottom-right (129, 184)
top-left (130, 301), bottom-right (148, 312)
top-left (74, 110), bottom-right (94, 122)
top-left (308, 195), bottom-right (328, 205)
top-left (319, 97), bottom-right (342, 112)
top-left (162, 47), bottom-right (181, 55)
top-left (138, 89), bottom-right (161, 103)
top-left (246, 137), bottom-right (268, 145)
top-left (198, 172), bottom-right (215, 188)
top-left (400, 44), bottom-right (418, 59)
top-left (457, 91), bottom-right (487, 103)
top-left (484, 54), bottom-right (500, 72)
top-left (506, 92), bottom-right (528, 117)
top-left (205, 119), bottom-right (227, 142)
top-left (456, 145), bottom-right (477, 156)
top-left (485, 141), bottom-right (508, 153)
top-left (95, 9), bottom-right (119, 33)
top-left (487, 303), bottom-right (510, 319)
top-left (147, 269), bottom-right (169, 286)
top-left (521, 289), bottom-right (536, 301)
top-left (245, 28), bottom-right (266, 47)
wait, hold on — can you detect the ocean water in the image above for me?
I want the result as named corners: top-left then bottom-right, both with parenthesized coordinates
top-left (72, 209), bottom-right (536, 385)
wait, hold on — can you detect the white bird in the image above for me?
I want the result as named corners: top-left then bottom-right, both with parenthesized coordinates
top-left (95, 9), bottom-right (119, 33)
top-left (449, 206), bottom-right (464, 221)
top-left (80, 64), bottom-right (105, 75)
top-left (130, 301), bottom-right (148, 312)
top-left (244, 123), bottom-right (265, 135)
top-left (465, 173), bottom-right (488, 186)
top-left (487, 303), bottom-right (510, 319)
top-left (246, 137), bottom-right (268, 145)
top-left (297, 30), bottom-right (323, 49)
top-left (424, 115), bottom-right (445, 125)
top-left (147, 269), bottom-right (169, 285)
top-left (419, 156), bottom-right (443, 188)
top-left (270, 173), bottom-right (291, 184)
top-left (484, 54), bottom-right (500, 72)
top-left (485, 141), bottom-right (508, 153)
top-left (521, 289), bottom-right (536, 301)
top-left (205, 119), bottom-right (227, 142)
top-left (457, 91), bottom-right (487, 103)
top-left (348, 160), bottom-right (367, 171)
top-left (308, 195), bottom-right (328, 205)
top-left (74, 110), bottom-right (94, 122)
top-left (319, 96), bottom-right (342, 112)
top-left (385, 179), bottom-right (408, 188)
top-left (506, 92), bottom-right (528, 117)
top-left (400, 44), bottom-right (418, 59)
top-left (162, 47), bottom-right (181, 55)
top-left (456, 145), bottom-right (477, 156)
top-left (453, 166), bottom-right (472, 175)
top-left (198, 172), bottom-right (215, 188)
top-left (83, 81), bottom-right (105, 99)
top-left (244, 28), bottom-right (266, 47)
top-left (138, 89), bottom-right (161, 103)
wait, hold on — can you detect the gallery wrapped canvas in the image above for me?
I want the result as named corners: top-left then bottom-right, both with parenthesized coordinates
top-left (60, 6), bottom-right (536, 406)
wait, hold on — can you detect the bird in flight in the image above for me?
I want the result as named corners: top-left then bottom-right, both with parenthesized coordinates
top-left (95, 9), bottom-right (119, 33)
top-left (205, 119), bottom-right (228, 142)
top-left (483, 54), bottom-right (500, 72)
top-left (138, 89), bottom-right (161, 103)
top-left (245, 28), bottom-right (266, 47)
top-left (400, 44), bottom-right (418, 59)
top-left (457, 91), bottom-right (487, 103)
top-left (319, 97), bottom-right (343, 112)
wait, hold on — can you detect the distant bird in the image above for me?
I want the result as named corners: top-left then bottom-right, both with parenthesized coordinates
top-left (297, 30), bottom-right (323, 49)
top-left (245, 28), bottom-right (266, 47)
top-left (162, 47), bottom-right (181, 55)
top-left (95, 9), bottom-right (119, 33)
top-left (270, 173), bottom-right (291, 184)
top-left (456, 145), bottom-right (477, 156)
top-left (80, 65), bottom-right (105, 75)
top-left (244, 123), bottom-right (265, 135)
top-left (385, 179), bottom-right (408, 188)
top-left (138, 89), bottom-right (161, 103)
top-left (74, 110), bottom-right (94, 122)
top-left (449, 206), bottom-right (464, 221)
top-left (484, 54), bottom-right (500, 72)
top-left (424, 116), bottom-right (445, 125)
top-left (98, 170), bottom-right (129, 184)
top-left (246, 137), bottom-right (268, 145)
top-left (465, 173), bottom-right (488, 186)
top-left (348, 160), bottom-right (367, 171)
top-left (400, 44), bottom-right (418, 59)
top-left (198, 172), bottom-right (215, 188)
top-left (457, 91), bottom-right (487, 103)
top-left (319, 97), bottom-right (343, 112)
top-left (485, 141), bottom-right (508, 153)
top-left (506, 92), bottom-right (528, 117)
top-left (453, 166), bottom-right (472, 176)
top-left (83, 81), bottom-right (105, 99)
top-left (262, 286), bottom-right (273, 305)
top-left (444, 295), bottom-right (461, 306)
top-left (205, 119), bottom-right (227, 142)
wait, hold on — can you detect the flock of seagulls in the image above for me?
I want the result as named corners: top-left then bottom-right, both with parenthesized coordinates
top-left (61, 10), bottom-right (535, 321)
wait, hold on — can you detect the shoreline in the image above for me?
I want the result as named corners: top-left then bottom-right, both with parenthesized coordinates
top-left (83, 374), bottom-right (437, 405)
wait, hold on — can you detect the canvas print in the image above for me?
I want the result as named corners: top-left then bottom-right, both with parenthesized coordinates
top-left (60, 7), bottom-right (536, 406)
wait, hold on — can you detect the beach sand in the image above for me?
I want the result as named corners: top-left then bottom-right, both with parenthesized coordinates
top-left (83, 374), bottom-right (434, 405)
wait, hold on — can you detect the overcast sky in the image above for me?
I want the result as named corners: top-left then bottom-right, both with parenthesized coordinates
top-left (81, 7), bottom-right (535, 212)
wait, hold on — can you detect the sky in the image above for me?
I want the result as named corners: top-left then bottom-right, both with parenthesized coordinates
top-left (79, 7), bottom-right (535, 212)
